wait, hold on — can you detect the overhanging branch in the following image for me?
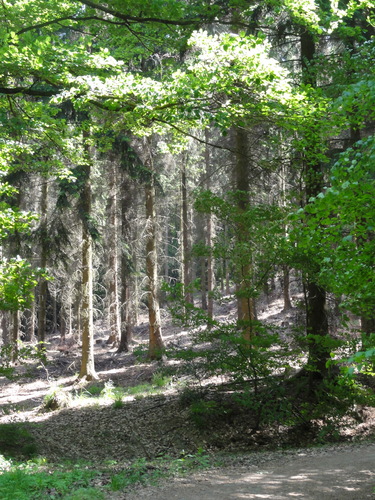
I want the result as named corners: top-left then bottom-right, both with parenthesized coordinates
top-left (0, 86), bottom-right (59, 97)
top-left (16, 16), bottom-right (103, 35)
top-left (76, 0), bottom-right (202, 26)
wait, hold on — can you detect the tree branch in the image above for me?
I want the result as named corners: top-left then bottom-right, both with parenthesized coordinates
top-left (16, 15), bottom-right (140, 35)
top-left (16, 16), bottom-right (94, 34)
top-left (15, 2), bottom-right (251, 36)
top-left (153, 118), bottom-right (242, 155)
top-left (76, 0), bottom-right (202, 26)
top-left (0, 86), bottom-right (59, 97)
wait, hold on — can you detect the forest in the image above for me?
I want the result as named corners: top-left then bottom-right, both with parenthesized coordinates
top-left (0, 0), bottom-right (374, 498)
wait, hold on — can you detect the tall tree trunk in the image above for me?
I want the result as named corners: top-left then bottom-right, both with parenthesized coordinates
top-left (132, 221), bottom-right (140, 327)
top-left (51, 292), bottom-right (58, 334)
top-left (200, 245), bottom-right (207, 310)
top-left (118, 281), bottom-right (132, 353)
top-left (60, 306), bottom-right (67, 342)
top-left (205, 130), bottom-right (214, 321)
top-left (12, 310), bottom-right (19, 361)
top-left (144, 140), bottom-right (164, 360)
top-left (280, 157), bottom-right (292, 311)
top-left (224, 223), bottom-right (230, 295)
top-left (234, 127), bottom-right (256, 342)
top-left (59, 287), bottom-right (72, 341)
top-left (1, 312), bottom-right (10, 345)
top-left (198, 169), bottom-right (207, 310)
top-left (78, 154), bottom-right (98, 380)
top-left (106, 160), bottom-right (121, 346)
top-left (118, 173), bottom-right (133, 353)
top-left (163, 220), bottom-right (169, 295)
top-left (74, 291), bottom-right (81, 340)
top-left (306, 282), bottom-right (329, 380)
top-left (37, 179), bottom-right (48, 349)
top-left (181, 159), bottom-right (193, 305)
top-left (23, 298), bottom-right (36, 342)
top-left (196, 208), bottom-right (208, 312)
top-left (301, 30), bottom-right (330, 382)
top-left (282, 266), bottom-right (292, 311)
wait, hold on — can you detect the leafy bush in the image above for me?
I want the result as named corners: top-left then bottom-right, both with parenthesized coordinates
top-left (338, 333), bottom-right (375, 377)
top-left (85, 384), bottom-right (103, 396)
top-left (0, 460), bottom-right (101, 500)
top-left (0, 343), bottom-right (46, 380)
top-left (64, 487), bottom-right (105, 500)
top-left (109, 458), bottom-right (157, 491)
top-left (188, 399), bottom-right (233, 429)
top-left (151, 370), bottom-right (171, 387)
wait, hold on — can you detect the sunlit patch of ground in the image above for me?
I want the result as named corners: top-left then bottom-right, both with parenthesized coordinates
top-left (0, 294), bottom-right (373, 459)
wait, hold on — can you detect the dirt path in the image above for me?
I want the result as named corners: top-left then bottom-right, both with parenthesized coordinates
top-left (124, 444), bottom-right (375, 499)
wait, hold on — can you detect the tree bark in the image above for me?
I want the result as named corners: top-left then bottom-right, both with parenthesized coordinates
top-left (1, 312), bottom-right (10, 345)
top-left (106, 160), bottom-right (121, 346)
top-left (78, 155), bottom-right (98, 380)
top-left (23, 299), bottom-right (36, 342)
top-left (37, 179), bottom-right (48, 348)
top-left (282, 266), bottom-right (292, 311)
top-left (144, 140), bottom-right (164, 360)
top-left (181, 159), bottom-right (193, 305)
top-left (74, 291), bottom-right (81, 340)
top-left (301, 29), bottom-right (330, 382)
top-left (12, 310), bottom-right (19, 361)
top-left (118, 173), bottom-right (133, 353)
top-left (234, 127), bottom-right (256, 342)
top-left (205, 130), bottom-right (214, 321)
top-left (60, 305), bottom-right (67, 342)
top-left (224, 224), bottom-right (230, 295)
top-left (132, 220), bottom-right (140, 327)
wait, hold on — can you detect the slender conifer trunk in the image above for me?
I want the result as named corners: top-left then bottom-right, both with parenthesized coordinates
top-left (144, 140), bottom-right (164, 360)
top-left (118, 173), bottom-right (133, 353)
top-left (37, 179), bottom-right (48, 348)
top-left (235, 127), bottom-right (256, 342)
top-left (181, 159), bottom-right (193, 305)
top-left (205, 131), bottom-right (214, 321)
top-left (78, 139), bottom-right (98, 380)
top-left (106, 160), bottom-right (121, 346)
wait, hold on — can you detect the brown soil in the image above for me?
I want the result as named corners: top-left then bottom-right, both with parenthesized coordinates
top-left (125, 443), bottom-right (375, 499)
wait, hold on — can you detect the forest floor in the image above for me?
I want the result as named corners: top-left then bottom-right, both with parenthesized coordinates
top-left (0, 295), bottom-right (374, 498)
top-left (124, 442), bottom-right (375, 499)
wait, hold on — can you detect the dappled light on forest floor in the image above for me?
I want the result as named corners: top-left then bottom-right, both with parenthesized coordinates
top-left (124, 445), bottom-right (375, 499)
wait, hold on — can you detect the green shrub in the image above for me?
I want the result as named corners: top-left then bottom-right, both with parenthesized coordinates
top-left (112, 395), bottom-right (124, 409)
top-left (178, 387), bottom-right (206, 408)
top-left (189, 400), bottom-right (220, 429)
top-left (132, 344), bottom-right (148, 361)
top-left (0, 343), bottom-right (46, 380)
top-left (0, 423), bottom-right (37, 459)
top-left (109, 458), bottom-right (153, 491)
top-left (85, 384), bottom-right (103, 396)
top-left (63, 487), bottom-right (105, 499)
top-left (171, 448), bottom-right (211, 472)
top-left (151, 371), bottom-right (171, 387)
top-left (0, 461), bottom-right (100, 499)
